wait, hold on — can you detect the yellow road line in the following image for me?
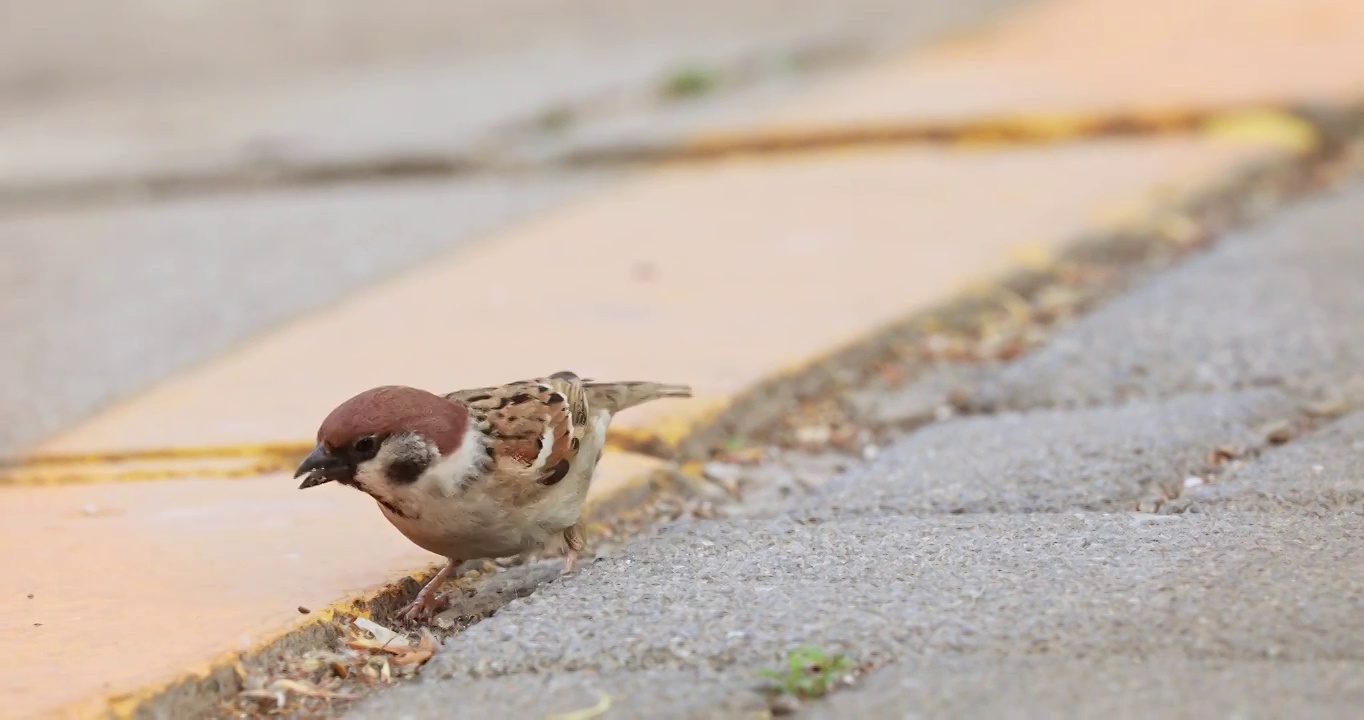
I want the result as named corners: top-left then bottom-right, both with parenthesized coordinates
top-left (3, 441), bottom-right (312, 467)
top-left (0, 459), bottom-right (298, 487)
top-left (0, 428), bottom-right (691, 487)
top-left (559, 105), bottom-right (1320, 165)
top-left (0, 442), bottom-right (311, 486)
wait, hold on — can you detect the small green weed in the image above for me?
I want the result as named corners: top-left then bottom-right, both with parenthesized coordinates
top-left (660, 66), bottom-right (719, 99)
top-left (758, 645), bottom-right (854, 700)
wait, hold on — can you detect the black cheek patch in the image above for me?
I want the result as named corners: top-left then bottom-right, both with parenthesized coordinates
top-left (387, 458), bottom-right (428, 485)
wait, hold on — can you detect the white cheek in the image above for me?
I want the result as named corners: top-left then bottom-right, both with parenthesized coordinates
top-left (354, 459), bottom-right (386, 487)
top-left (430, 433), bottom-right (483, 497)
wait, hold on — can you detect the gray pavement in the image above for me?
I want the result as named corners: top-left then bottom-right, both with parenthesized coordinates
top-left (0, 0), bottom-right (1032, 457)
top-left (0, 0), bottom-right (1027, 191)
top-left (1, 0), bottom-right (1020, 107)
top-left (975, 181), bottom-right (1364, 412)
top-left (806, 655), bottom-right (1364, 720)
top-left (345, 180), bottom-right (1364, 718)
top-left (809, 389), bottom-right (1301, 517)
top-left (1173, 406), bottom-right (1364, 515)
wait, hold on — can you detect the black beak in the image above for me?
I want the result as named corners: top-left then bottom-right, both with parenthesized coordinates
top-left (294, 444), bottom-right (351, 489)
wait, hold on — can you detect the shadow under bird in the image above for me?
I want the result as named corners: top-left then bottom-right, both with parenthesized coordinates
top-left (294, 370), bottom-right (692, 621)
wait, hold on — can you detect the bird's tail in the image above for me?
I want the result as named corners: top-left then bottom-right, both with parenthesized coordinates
top-left (584, 380), bottom-right (693, 414)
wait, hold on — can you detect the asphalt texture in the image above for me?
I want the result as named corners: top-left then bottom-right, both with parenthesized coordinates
top-left (0, 0), bottom-right (1032, 457)
top-left (344, 180), bottom-right (1364, 718)
top-left (974, 180), bottom-right (1364, 412)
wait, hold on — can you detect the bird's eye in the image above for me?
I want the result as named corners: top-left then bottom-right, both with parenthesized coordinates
top-left (353, 435), bottom-right (379, 457)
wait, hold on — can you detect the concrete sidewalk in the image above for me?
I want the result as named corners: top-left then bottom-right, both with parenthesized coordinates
top-left (4, 0), bottom-right (1364, 717)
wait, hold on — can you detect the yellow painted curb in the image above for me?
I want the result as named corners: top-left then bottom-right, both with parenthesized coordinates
top-left (60, 588), bottom-right (386, 720)
top-left (55, 449), bottom-right (677, 720)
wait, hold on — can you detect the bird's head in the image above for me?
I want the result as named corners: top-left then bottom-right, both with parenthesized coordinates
top-left (294, 386), bottom-right (468, 496)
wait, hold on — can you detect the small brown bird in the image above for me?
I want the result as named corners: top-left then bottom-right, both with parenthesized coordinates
top-left (293, 370), bottom-right (691, 622)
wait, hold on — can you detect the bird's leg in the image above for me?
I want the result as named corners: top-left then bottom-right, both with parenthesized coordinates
top-left (562, 523), bottom-right (586, 575)
top-left (399, 559), bottom-right (458, 623)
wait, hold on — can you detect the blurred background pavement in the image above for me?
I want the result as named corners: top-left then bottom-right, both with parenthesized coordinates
top-left (0, 0), bottom-right (1029, 455)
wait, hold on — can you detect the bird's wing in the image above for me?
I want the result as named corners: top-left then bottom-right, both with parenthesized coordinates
top-left (444, 371), bottom-right (590, 487)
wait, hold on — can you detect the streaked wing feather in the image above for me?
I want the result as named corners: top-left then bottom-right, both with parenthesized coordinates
top-left (445, 374), bottom-right (590, 486)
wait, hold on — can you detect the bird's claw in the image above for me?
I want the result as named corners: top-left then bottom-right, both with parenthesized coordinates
top-left (398, 590), bottom-right (447, 624)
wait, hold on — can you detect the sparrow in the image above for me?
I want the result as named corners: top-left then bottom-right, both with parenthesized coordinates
top-left (293, 370), bottom-right (691, 622)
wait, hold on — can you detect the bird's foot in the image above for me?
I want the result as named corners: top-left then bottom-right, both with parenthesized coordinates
top-left (397, 560), bottom-right (458, 625)
top-left (561, 524), bottom-right (586, 576)
top-left (398, 587), bottom-right (448, 624)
